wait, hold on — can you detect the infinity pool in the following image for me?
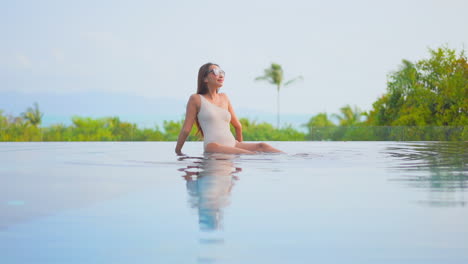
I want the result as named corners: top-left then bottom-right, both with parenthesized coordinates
top-left (1, 141), bottom-right (467, 263)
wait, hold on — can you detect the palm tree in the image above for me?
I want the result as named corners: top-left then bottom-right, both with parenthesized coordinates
top-left (305, 112), bottom-right (335, 128)
top-left (304, 112), bottom-right (336, 140)
top-left (21, 102), bottom-right (43, 127)
top-left (255, 63), bottom-right (303, 128)
top-left (332, 105), bottom-right (364, 126)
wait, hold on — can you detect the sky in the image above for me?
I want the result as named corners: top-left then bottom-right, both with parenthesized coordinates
top-left (1, 0), bottom-right (468, 123)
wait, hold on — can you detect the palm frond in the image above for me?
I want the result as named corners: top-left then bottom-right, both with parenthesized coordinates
top-left (21, 102), bottom-right (43, 126)
top-left (284, 75), bottom-right (304, 87)
top-left (254, 76), bottom-right (269, 81)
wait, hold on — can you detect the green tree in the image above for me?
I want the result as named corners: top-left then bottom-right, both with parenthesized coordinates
top-left (21, 102), bottom-right (43, 127)
top-left (105, 117), bottom-right (137, 140)
top-left (163, 119), bottom-right (199, 141)
top-left (367, 47), bottom-right (468, 126)
top-left (0, 110), bottom-right (7, 129)
top-left (306, 113), bottom-right (335, 127)
top-left (255, 63), bottom-right (303, 128)
top-left (333, 105), bottom-right (365, 126)
top-left (304, 113), bottom-right (336, 140)
top-left (239, 118), bottom-right (305, 141)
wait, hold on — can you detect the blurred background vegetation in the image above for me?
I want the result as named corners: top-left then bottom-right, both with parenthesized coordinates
top-left (1, 47), bottom-right (466, 141)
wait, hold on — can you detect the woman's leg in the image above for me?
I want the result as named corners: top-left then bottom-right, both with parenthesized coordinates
top-left (205, 142), bottom-right (255, 154)
top-left (235, 142), bottom-right (283, 153)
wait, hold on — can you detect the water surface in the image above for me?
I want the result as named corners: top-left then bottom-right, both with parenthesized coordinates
top-left (1, 141), bottom-right (467, 263)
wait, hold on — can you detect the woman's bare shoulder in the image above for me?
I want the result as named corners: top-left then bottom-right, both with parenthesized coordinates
top-left (187, 94), bottom-right (201, 108)
top-left (188, 93), bottom-right (201, 102)
top-left (219, 92), bottom-right (230, 100)
top-left (219, 93), bottom-right (232, 104)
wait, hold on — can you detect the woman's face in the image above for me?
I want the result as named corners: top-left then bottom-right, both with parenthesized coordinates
top-left (205, 65), bottom-right (225, 88)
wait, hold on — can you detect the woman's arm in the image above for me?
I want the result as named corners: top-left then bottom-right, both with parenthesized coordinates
top-left (175, 94), bottom-right (199, 155)
top-left (226, 94), bottom-right (243, 142)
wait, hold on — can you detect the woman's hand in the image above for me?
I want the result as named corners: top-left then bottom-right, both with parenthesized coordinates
top-left (175, 148), bottom-right (184, 156)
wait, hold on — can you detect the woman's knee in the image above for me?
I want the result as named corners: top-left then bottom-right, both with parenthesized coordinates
top-left (257, 142), bottom-right (268, 151)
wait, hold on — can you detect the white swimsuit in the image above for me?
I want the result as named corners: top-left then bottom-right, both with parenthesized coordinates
top-left (198, 94), bottom-right (237, 150)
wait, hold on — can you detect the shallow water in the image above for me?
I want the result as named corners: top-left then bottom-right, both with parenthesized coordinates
top-left (0, 141), bottom-right (467, 263)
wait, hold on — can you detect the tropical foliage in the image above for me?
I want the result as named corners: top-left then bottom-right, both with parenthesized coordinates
top-left (1, 46), bottom-right (466, 142)
top-left (333, 105), bottom-right (365, 126)
top-left (238, 118), bottom-right (306, 141)
top-left (21, 102), bottom-right (43, 127)
top-left (1, 108), bottom-right (465, 141)
top-left (366, 47), bottom-right (467, 126)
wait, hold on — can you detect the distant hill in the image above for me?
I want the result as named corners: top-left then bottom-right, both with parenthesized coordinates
top-left (0, 91), bottom-right (312, 130)
top-left (0, 91), bottom-right (185, 117)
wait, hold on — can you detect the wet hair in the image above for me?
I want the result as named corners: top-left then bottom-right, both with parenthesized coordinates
top-left (194, 62), bottom-right (219, 137)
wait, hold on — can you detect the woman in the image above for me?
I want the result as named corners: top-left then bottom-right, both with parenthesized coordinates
top-left (175, 63), bottom-right (282, 155)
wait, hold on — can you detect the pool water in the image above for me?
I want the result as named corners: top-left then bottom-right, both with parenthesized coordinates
top-left (1, 141), bottom-right (467, 263)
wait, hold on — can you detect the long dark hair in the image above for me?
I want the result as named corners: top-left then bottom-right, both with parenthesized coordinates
top-left (194, 62), bottom-right (219, 137)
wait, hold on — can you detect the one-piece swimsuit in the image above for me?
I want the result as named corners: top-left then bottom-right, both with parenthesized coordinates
top-left (197, 94), bottom-right (237, 150)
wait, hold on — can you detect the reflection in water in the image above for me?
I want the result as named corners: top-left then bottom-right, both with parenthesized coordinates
top-left (178, 154), bottom-right (241, 231)
top-left (384, 141), bottom-right (468, 207)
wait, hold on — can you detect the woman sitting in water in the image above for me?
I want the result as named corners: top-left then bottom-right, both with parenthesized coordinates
top-left (175, 62), bottom-right (282, 155)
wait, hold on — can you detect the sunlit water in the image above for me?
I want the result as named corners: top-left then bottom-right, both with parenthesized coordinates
top-left (1, 141), bottom-right (467, 264)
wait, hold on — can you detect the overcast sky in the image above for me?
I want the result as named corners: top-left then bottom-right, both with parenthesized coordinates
top-left (2, 0), bottom-right (468, 116)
